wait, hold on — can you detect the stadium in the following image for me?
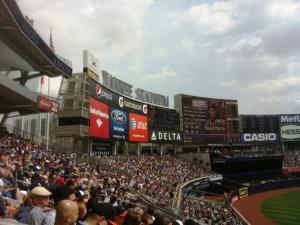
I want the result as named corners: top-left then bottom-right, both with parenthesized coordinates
top-left (0, 1), bottom-right (299, 225)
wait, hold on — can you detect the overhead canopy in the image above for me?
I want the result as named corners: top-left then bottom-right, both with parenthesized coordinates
top-left (0, 0), bottom-right (72, 78)
top-left (0, 74), bottom-right (43, 115)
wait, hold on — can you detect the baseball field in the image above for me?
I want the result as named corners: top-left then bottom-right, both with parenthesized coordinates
top-left (261, 191), bottom-right (300, 225)
top-left (233, 187), bottom-right (300, 225)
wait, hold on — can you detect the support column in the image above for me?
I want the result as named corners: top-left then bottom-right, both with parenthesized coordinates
top-left (137, 144), bottom-right (141, 156)
top-left (159, 144), bottom-right (163, 156)
top-left (124, 142), bottom-right (128, 155)
top-left (112, 142), bottom-right (118, 156)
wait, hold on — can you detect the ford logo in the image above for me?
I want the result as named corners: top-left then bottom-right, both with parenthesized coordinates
top-left (111, 110), bottom-right (126, 123)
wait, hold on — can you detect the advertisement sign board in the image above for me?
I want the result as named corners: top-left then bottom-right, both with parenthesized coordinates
top-left (129, 113), bottom-right (148, 142)
top-left (110, 108), bottom-right (128, 140)
top-left (90, 79), bottom-right (148, 115)
top-left (149, 130), bottom-right (182, 143)
top-left (89, 97), bottom-right (110, 139)
top-left (280, 123), bottom-right (300, 141)
top-left (37, 96), bottom-right (59, 113)
top-left (83, 50), bottom-right (101, 82)
top-left (241, 133), bottom-right (278, 143)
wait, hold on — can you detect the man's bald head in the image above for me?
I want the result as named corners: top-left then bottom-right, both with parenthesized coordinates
top-left (55, 200), bottom-right (78, 225)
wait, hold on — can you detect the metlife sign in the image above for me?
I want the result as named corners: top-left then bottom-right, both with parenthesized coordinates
top-left (241, 133), bottom-right (278, 143)
top-left (150, 130), bottom-right (183, 143)
top-left (280, 114), bottom-right (300, 123)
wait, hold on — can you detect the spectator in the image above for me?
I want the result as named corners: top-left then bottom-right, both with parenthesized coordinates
top-left (54, 200), bottom-right (78, 225)
top-left (27, 186), bottom-right (52, 225)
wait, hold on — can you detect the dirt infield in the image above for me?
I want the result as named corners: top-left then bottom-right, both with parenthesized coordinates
top-left (233, 187), bottom-right (300, 225)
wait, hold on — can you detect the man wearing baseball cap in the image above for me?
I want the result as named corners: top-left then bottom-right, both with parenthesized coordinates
top-left (27, 186), bottom-right (52, 225)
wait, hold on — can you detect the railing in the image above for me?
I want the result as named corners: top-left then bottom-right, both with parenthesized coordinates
top-left (4, 123), bottom-right (71, 152)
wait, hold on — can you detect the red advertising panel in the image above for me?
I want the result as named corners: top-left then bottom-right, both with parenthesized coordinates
top-left (37, 96), bottom-right (59, 113)
top-left (129, 113), bottom-right (148, 142)
top-left (89, 97), bottom-right (109, 139)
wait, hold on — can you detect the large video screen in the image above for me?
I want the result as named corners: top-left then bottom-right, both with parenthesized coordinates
top-left (148, 105), bottom-right (180, 131)
top-left (181, 96), bottom-right (239, 134)
top-left (129, 113), bottom-right (148, 142)
top-left (89, 97), bottom-right (110, 139)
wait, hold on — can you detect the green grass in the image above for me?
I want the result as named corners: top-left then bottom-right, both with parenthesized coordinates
top-left (261, 191), bottom-right (300, 225)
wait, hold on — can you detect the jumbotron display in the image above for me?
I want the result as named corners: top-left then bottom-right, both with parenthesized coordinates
top-left (174, 94), bottom-right (239, 144)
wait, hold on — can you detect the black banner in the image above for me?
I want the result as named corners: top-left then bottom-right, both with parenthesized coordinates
top-left (89, 79), bottom-right (148, 115)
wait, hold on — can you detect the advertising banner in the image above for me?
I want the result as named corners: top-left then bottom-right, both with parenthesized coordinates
top-left (91, 140), bottom-right (112, 155)
top-left (280, 114), bottom-right (300, 123)
top-left (89, 97), bottom-right (110, 139)
top-left (90, 79), bottom-right (118, 106)
top-left (37, 96), bottom-right (59, 113)
top-left (110, 108), bottom-right (128, 141)
top-left (149, 130), bottom-right (183, 143)
top-left (83, 50), bottom-right (101, 83)
top-left (118, 96), bottom-right (148, 115)
top-left (89, 79), bottom-right (148, 115)
top-left (129, 113), bottom-right (148, 142)
top-left (241, 133), bottom-right (278, 143)
top-left (239, 187), bottom-right (248, 199)
top-left (280, 123), bottom-right (300, 141)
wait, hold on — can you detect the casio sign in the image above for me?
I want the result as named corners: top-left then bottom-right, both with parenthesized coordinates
top-left (111, 110), bottom-right (127, 123)
top-left (242, 133), bottom-right (277, 142)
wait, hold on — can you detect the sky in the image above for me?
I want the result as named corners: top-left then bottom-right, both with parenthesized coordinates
top-left (17, 0), bottom-right (300, 114)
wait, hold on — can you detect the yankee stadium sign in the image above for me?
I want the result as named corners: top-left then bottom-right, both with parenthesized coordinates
top-left (150, 130), bottom-right (183, 143)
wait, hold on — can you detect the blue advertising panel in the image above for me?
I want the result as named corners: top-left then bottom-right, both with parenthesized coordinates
top-left (110, 107), bottom-right (128, 140)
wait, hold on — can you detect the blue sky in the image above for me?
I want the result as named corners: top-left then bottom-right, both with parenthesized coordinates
top-left (18, 0), bottom-right (300, 114)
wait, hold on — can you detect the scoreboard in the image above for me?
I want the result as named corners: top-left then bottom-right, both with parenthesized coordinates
top-left (148, 105), bottom-right (180, 131)
top-left (174, 94), bottom-right (240, 144)
top-left (240, 115), bottom-right (279, 133)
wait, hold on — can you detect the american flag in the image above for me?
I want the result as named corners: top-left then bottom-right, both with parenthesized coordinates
top-left (50, 28), bottom-right (55, 53)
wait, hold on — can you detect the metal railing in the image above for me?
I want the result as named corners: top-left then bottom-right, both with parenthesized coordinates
top-left (4, 123), bottom-right (70, 152)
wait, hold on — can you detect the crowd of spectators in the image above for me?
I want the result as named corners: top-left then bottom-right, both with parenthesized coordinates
top-left (283, 149), bottom-right (300, 167)
top-left (181, 198), bottom-right (242, 225)
top-left (1, 131), bottom-right (237, 225)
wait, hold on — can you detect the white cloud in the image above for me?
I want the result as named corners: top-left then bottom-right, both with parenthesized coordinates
top-left (15, 0), bottom-right (300, 113)
top-left (265, 0), bottom-right (300, 19)
top-left (144, 66), bottom-right (176, 80)
top-left (170, 1), bottom-right (237, 34)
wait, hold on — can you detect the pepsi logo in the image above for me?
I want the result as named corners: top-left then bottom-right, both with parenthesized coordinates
top-left (96, 84), bottom-right (101, 95)
top-left (130, 118), bottom-right (137, 130)
top-left (111, 110), bottom-right (127, 123)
